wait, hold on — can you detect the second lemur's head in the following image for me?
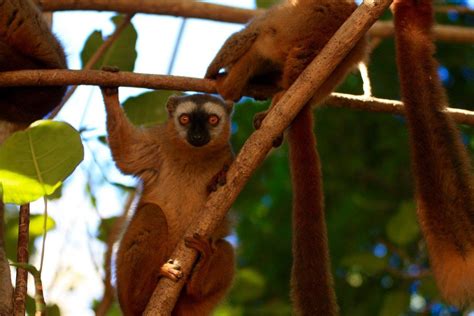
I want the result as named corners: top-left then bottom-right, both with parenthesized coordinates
top-left (166, 94), bottom-right (233, 148)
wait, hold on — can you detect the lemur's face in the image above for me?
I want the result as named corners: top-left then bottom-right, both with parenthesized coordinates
top-left (167, 94), bottom-right (232, 148)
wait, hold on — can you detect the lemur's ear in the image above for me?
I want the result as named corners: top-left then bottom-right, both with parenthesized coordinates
top-left (166, 95), bottom-right (181, 115)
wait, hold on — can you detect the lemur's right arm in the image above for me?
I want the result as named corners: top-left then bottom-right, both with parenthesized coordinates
top-left (101, 87), bottom-right (159, 176)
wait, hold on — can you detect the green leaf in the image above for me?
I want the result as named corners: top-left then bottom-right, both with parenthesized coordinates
top-left (29, 214), bottom-right (56, 236)
top-left (81, 30), bottom-right (103, 68)
top-left (98, 216), bottom-right (119, 243)
top-left (386, 201), bottom-right (420, 246)
top-left (229, 268), bottom-right (266, 303)
top-left (418, 277), bottom-right (440, 299)
top-left (123, 91), bottom-right (177, 126)
top-left (5, 214), bottom-right (56, 260)
top-left (26, 295), bottom-right (60, 316)
top-left (256, 0), bottom-right (279, 8)
top-left (378, 290), bottom-right (409, 316)
top-left (111, 182), bottom-right (136, 192)
top-left (80, 15), bottom-right (137, 71)
top-left (0, 120), bottom-right (84, 204)
top-left (341, 253), bottom-right (388, 275)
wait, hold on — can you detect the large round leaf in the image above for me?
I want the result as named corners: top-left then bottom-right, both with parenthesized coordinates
top-left (0, 120), bottom-right (84, 204)
top-left (80, 15), bottom-right (137, 72)
top-left (123, 90), bottom-right (176, 127)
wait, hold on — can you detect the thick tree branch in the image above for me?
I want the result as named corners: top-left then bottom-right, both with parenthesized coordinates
top-left (1, 70), bottom-right (473, 126)
top-left (37, 0), bottom-right (474, 43)
top-left (37, 0), bottom-right (263, 24)
top-left (0, 69), bottom-right (273, 100)
top-left (142, 0), bottom-right (392, 314)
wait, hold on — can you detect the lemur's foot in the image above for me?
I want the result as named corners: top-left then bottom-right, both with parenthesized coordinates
top-left (160, 259), bottom-right (183, 281)
top-left (184, 233), bottom-right (215, 262)
top-left (253, 111), bottom-right (284, 148)
top-left (207, 163), bottom-right (230, 193)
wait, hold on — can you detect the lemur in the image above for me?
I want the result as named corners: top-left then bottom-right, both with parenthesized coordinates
top-left (101, 89), bottom-right (235, 316)
top-left (0, 0), bottom-right (67, 125)
top-left (393, 0), bottom-right (474, 307)
top-left (205, 0), bottom-right (367, 314)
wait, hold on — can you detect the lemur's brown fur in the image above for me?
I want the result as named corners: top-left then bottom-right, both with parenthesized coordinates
top-left (393, 0), bottom-right (474, 307)
top-left (0, 0), bottom-right (67, 124)
top-left (206, 1), bottom-right (366, 314)
top-left (102, 89), bottom-right (235, 315)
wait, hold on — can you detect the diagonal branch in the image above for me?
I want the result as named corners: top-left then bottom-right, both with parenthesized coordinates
top-left (1, 69), bottom-right (474, 126)
top-left (36, 0), bottom-right (474, 43)
top-left (142, 0), bottom-right (393, 314)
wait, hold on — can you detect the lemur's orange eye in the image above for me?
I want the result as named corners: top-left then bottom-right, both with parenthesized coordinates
top-left (179, 114), bottom-right (190, 125)
top-left (208, 115), bottom-right (220, 126)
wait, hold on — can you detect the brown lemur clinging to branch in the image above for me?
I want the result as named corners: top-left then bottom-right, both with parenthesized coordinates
top-left (206, 0), bottom-right (367, 315)
top-left (0, 0), bottom-right (67, 126)
top-left (101, 89), bottom-right (235, 316)
top-left (393, 0), bottom-right (474, 308)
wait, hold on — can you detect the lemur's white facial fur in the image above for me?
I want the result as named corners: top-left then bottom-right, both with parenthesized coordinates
top-left (169, 95), bottom-right (231, 148)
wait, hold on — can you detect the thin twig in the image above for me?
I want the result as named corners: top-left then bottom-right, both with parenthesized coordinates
top-left (167, 18), bottom-right (187, 75)
top-left (1, 70), bottom-right (473, 125)
top-left (435, 5), bottom-right (474, 15)
top-left (13, 204), bottom-right (30, 316)
top-left (39, 198), bottom-right (48, 274)
top-left (10, 263), bottom-right (46, 316)
top-left (141, 0), bottom-right (393, 313)
top-left (371, 20), bottom-right (474, 44)
top-left (49, 14), bottom-right (135, 119)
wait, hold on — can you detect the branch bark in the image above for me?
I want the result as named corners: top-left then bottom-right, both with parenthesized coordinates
top-left (142, 0), bottom-right (393, 314)
top-left (13, 204), bottom-right (30, 316)
top-left (325, 93), bottom-right (474, 126)
top-left (37, 0), bottom-right (263, 24)
top-left (0, 69), bottom-right (274, 100)
top-left (0, 202), bottom-right (13, 316)
top-left (37, 0), bottom-right (474, 43)
top-left (371, 21), bottom-right (474, 44)
top-left (1, 70), bottom-right (473, 126)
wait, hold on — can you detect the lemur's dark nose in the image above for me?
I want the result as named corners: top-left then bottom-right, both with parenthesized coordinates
top-left (192, 134), bottom-right (203, 142)
top-left (188, 133), bottom-right (209, 147)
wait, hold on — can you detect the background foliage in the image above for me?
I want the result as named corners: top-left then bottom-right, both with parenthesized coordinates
top-left (3, 1), bottom-right (474, 315)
